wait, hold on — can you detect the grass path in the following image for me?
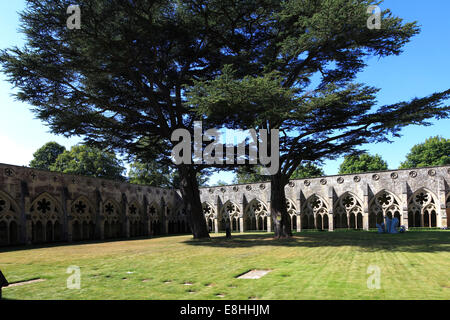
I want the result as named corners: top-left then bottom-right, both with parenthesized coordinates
top-left (0, 230), bottom-right (449, 300)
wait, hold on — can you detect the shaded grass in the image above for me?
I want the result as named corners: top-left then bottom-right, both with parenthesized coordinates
top-left (0, 230), bottom-right (449, 300)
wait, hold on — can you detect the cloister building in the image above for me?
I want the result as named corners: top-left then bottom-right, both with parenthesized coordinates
top-left (0, 162), bottom-right (449, 246)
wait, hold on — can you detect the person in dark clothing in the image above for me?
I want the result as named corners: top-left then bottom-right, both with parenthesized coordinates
top-left (225, 218), bottom-right (232, 239)
top-left (0, 270), bottom-right (9, 299)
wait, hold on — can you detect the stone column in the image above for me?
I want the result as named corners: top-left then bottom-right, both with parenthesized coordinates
top-left (214, 218), bottom-right (219, 233)
top-left (438, 178), bottom-right (446, 228)
top-left (362, 183), bottom-right (370, 231)
top-left (401, 181), bottom-right (409, 229)
top-left (239, 217), bottom-right (244, 233)
top-left (24, 195), bottom-right (32, 244)
top-left (296, 215), bottom-right (301, 232)
top-left (267, 216), bottom-right (271, 233)
top-left (328, 186), bottom-right (335, 232)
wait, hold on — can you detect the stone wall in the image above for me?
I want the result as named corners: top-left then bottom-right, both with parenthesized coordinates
top-left (1, 162), bottom-right (449, 246)
top-left (0, 163), bottom-right (186, 246)
top-left (199, 166), bottom-right (450, 233)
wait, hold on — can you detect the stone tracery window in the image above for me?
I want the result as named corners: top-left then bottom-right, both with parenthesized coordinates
top-left (244, 199), bottom-right (268, 231)
top-left (70, 197), bottom-right (96, 241)
top-left (202, 202), bottom-right (216, 232)
top-left (369, 190), bottom-right (400, 228)
top-left (219, 201), bottom-right (241, 232)
top-left (103, 200), bottom-right (121, 239)
top-left (408, 189), bottom-right (438, 228)
top-left (286, 199), bottom-right (297, 231)
top-left (334, 193), bottom-right (363, 230)
top-left (0, 191), bottom-right (20, 245)
top-left (30, 193), bottom-right (62, 243)
top-left (301, 195), bottom-right (329, 230)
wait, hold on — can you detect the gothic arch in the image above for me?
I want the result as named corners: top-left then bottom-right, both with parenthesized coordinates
top-left (369, 190), bottom-right (401, 229)
top-left (220, 200), bottom-right (241, 232)
top-left (334, 192), bottom-right (364, 230)
top-left (102, 199), bottom-right (122, 239)
top-left (286, 198), bottom-right (298, 231)
top-left (408, 188), bottom-right (438, 228)
top-left (128, 200), bottom-right (144, 237)
top-left (301, 195), bottom-right (329, 230)
top-left (148, 201), bottom-right (162, 235)
top-left (0, 190), bottom-right (21, 245)
top-left (202, 202), bottom-right (216, 233)
top-left (30, 192), bottom-right (63, 243)
top-left (244, 199), bottom-right (269, 231)
top-left (70, 195), bottom-right (96, 241)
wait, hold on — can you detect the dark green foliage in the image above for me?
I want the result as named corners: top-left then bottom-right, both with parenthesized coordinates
top-left (339, 153), bottom-right (388, 174)
top-left (50, 145), bottom-right (125, 180)
top-left (234, 162), bottom-right (323, 184)
top-left (129, 161), bottom-right (210, 188)
top-left (291, 162), bottom-right (324, 179)
top-left (399, 136), bottom-right (450, 169)
top-left (29, 142), bottom-right (66, 170)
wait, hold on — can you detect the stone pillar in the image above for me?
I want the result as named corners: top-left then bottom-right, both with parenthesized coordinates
top-left (296, 215), bottom-right (301, 232)
top-left (438, 178), bottom-right (446, 228)
top-left (66, 199), bottom-right (73, 242)
top-left (239, 217), bottom-right (244, 233)
top-left (24, 195), bottom-right (32, 244)
top-left (401, 182), bottom-right (409, 229)
top-left (362, 183), bottom-right (370, 231)
top-left (67, 218), bottom-right (73, 242)
top-left (267, 216), bottom-right (271, 233)
top-left (214, 218), bottom-right (219, 233)
top-left (62, 187), bottom-right (70, 242)
top-left (328, 186), bottom-right (335, 232)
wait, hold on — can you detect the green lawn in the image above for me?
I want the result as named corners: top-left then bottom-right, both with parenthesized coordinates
top-left (1, 230), bottom-right (449, 300)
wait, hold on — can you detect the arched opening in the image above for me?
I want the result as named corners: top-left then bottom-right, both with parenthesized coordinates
top-left (82, 221), bottom-right (89, 240)
top-left (0, 221), bottom-right (7, 245)
top-left (292, 215), bottom-right (297, 231)
top-left (72, 221), bottom-right (81, 241)
top-left (33, 221), bottom-right (44, 243)
top-left (323, 214), bottom-right (329, 230)
top-left (54, 222), bottom-right (62, 241)
top-left (431, 210), bottom-right (437, 227)
top-left (9, 221), bottom-right (18, 244)
top-left (316, 214), bottom-right (323, 230)
top-left (46, 221), bottom-right (53, 242)
top-left (301, 214), bottom-right (308, 229)
top-left (349, 213), bottom-right (356, 229)
top-left (414, 211), bottom-right (421, 227)
top-left (369, 214), bottom-right (376, 228)
top-left (357, 213), bottom-right (363, 230)
top-left (308, 215), bottom-right (315, 229)
top-left (104, 221), bottom-right (110, 239)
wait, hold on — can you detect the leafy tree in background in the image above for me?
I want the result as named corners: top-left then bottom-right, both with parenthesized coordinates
top-left (399, 136), bottom-right (450, 169)
top-left (234, 162), bottom-right (324, 184)
top-left (129, 161), bottom-right (210, 188)
top-left (50, 145), bottom-right (125, 180)
top-left (128, 161), bottom-right (173, 188)
top-left (291, 163), bottom-right (324, 179)
top-left (29, 142), bottom-right (66, 170)
top-left (339, 153), bottom-right (388, 174)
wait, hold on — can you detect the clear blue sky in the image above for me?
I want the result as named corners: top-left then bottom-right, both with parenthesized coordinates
top-left (0, 0), bottom-right (449, 185)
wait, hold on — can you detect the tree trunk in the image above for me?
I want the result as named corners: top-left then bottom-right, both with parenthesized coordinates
top-left (178, 165), bottom-right (210, 239)
top-left (270, 172), bottom-right (292, 238)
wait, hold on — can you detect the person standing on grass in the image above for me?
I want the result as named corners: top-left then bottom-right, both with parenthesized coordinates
top-left (0, 270), bottom-right (8, 299)
top-left (225, 219), bottom-right (232, 239)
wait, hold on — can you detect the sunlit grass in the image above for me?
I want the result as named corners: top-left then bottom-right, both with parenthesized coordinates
top-left (1, 230), bottom-right (449, 300)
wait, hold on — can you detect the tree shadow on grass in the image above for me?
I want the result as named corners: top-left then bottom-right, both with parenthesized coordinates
top-left (0, 233), bottom-right (192, 254)
top-left (183, 230), bottom-right (450, 253)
